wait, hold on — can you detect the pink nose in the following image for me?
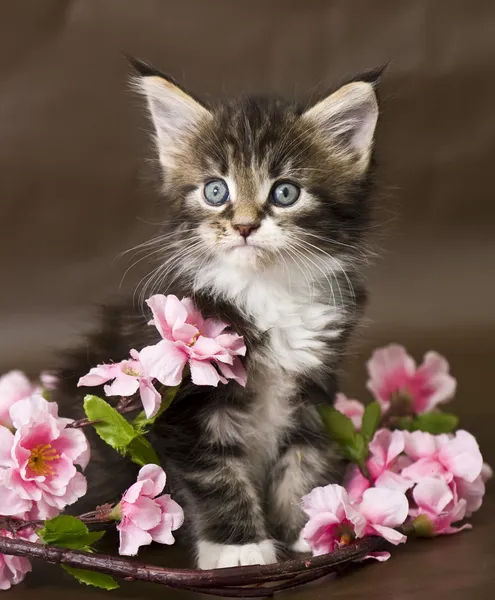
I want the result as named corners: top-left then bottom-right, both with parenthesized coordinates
top-left (234, 223), bottom-right (260, 239)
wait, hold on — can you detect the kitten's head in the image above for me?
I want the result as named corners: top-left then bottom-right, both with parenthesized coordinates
top-left (133, 59), bottom-right (382, 288)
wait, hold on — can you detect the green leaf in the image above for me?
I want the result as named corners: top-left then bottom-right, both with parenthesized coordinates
top-left (343, 433), bottom-right (368, 465)
top-left (84, 395), bottom-right (136, 450)
top-left (360, 402), bottom-right (381, 442)
top-left (127, 435), bottom-right (160, 467)
top-left (396, 416), bottom-right (414, 431)
top-left (38, 516), bottom-right (105, 550)
top-left (62, 566), bottom-right (119, 590)
top-left (412, 412), bottom-right (459, 434)
top-left (318, 405), bottom-right (356, 447)
top-left (132, 385), bottom-right (179, 433)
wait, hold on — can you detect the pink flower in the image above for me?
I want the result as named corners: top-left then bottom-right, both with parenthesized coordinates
top-left (78, 349), bottom-right (161, 418)
top-left (410, 478), bottom-right (470, 536)
top-left (334, 394), bottom-right (365, 429)
top-left (367, 344), bottom-right (456, 414)
top-left (116, 464), bottom-right (184, 556)
top-left (302, 484), bottom-right (408, 561)
top-left (0, 371), bottom-right (37, 429)
top-left (301, 485), bottom-right (366, 556)
top-left (2, 395), bottom-right (89, 519)
top-left (0, 529), bottom-right (35, 590)
top-left (139, 294), bottom-right (247, 388)
top-left (401, 430), bottom-right (483, 485)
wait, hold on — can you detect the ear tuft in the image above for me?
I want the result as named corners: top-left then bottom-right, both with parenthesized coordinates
top-left (124, 54), bottom-right (179, 86)
top-left (347, 63), bottom-right (389, 87)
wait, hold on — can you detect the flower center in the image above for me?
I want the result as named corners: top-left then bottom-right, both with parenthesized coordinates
top-left (388, 390), bottom-right (414, 417)
top-left (336, 521), bottom-right (356, 546)
top-left (28, 443), bottom-right (60, 476)
top-left (122, 366), bottom-right (141, 377)
top-left (188, 327), bottom-right (200, 346)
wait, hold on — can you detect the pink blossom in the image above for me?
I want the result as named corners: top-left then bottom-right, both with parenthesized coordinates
top-left (0, 371), bottom-right (37, 429)
top-left (78, 349), bottom-right (161, 418)
top-left (367, 344), bottom-right (456, 414)
top-left (334, 394), bottom-right (365, 429)
top-left (301, 485), bottom-right (366, 556)
top-left (116, 464), bottom-right (184, 556)
top-left (2, 395), bottom-right (89, 519)
top-left (410, 478), bottom-right (470, 536)
top-left (139, 294), bottom-right (247, 388)
top-left (401, 430), bottom-right (483, 485)
top-left (0, 529), bottom-right (36, 590)
top-left (302, 484), bottom-right (408, 561)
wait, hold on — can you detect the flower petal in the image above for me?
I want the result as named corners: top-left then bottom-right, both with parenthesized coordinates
top-left (413, 351), bottom-right (456, 412)
top-left (0, 426), bottom-right (14, 467)
top-left (217, 358), bottom-right (246, 387)
top-left (401, 457), bottom-right (450, 483)
top-left (139, 379), bottom-right (162, 419)
top-left (370, 524), bottom-right (407, 545)
top-left (0, 480), bottom-right (32, 515)
top-left (189, 359), bottom-right (222, 387)
top-left (412, 477), bottom-right (453, 514)
top-left (359, 487), bottom-right (409, 528)
top-left (104, 372), bottom-right (140, 397)
top-left (438, 430), bottom-right (483, 483)
top-left (366, 344), bottom-right (416, 409)
top-left (137, 465), bottom-right (166, 498)
top-left (126, 496), bottom-right (162, 530)
top-left (403, 430), bottom-right (439, 460)
top-left (77, 364), bottom-right (119, 388)
top-left (117, 520), bottom-right (153, 556)
top-left (139, 340), bottom-right (188, 387)
top-left (334, 394), bottom-right (366, 430)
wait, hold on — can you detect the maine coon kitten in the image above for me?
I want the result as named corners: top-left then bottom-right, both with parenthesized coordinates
top-left (56, 59), bottom-right (381, 569)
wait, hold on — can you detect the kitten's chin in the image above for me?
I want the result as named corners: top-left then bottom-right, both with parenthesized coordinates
top-left (221, 245), bottom-right (264, 269)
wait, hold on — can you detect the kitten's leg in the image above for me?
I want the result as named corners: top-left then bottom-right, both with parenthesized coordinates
top-left (266, 405), bottom-right (343, 551)
top-left (179, 450), bottom-right (277, 569)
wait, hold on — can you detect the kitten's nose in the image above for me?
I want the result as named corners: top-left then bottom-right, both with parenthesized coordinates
top-left (234, 223), bottom-right (260, 239)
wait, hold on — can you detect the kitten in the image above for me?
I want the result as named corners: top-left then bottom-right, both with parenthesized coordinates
top-left (55, 59), bottom-right (382, 569)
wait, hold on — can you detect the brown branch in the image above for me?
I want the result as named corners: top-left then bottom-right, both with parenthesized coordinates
top-left (0, 535), bottom-right (385, 597)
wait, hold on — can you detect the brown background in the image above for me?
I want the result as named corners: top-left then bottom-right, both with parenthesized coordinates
top-left (1, 1), bottom-right (494, 598)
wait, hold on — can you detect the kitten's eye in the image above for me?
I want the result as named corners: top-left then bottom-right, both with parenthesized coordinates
top-left (270, 181), bottom-right (300, 207)
top-left (203, 179), bottom-right (230, 206)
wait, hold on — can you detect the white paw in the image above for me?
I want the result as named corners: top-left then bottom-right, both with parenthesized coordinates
top-left (291, 532), bottom-right (311, 554)
top-left (197, 540), bottom-right (277, 569)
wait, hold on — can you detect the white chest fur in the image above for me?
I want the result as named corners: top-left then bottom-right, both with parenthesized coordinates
top-left (195, 260), bottom-right (344, 376)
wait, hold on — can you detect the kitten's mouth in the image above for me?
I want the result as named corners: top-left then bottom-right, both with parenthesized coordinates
top-left (229, 240), bottom-right (261, 251)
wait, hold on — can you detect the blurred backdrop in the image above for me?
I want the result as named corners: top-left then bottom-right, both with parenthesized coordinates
top-left (1, 0), bottom-right (494, 458)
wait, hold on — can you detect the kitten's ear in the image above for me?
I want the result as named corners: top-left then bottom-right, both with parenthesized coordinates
top-left (302, 68), bottom-right (383, 173)
top-left (129, 57), bottom-right (212, 167)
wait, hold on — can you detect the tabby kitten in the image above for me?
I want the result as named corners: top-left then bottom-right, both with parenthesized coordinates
top-left (57, 59), bottom-right (382, 569)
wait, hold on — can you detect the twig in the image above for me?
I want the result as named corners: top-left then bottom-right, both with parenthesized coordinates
top-left (0, 535), bottom-right (385, 597)
top-left (66, 418), bottom-right (102, 429)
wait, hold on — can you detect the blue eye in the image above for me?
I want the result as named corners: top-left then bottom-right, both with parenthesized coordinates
top-left (270, 181), bottom-right (300, 207)
top-left (203, 179), bottom-right (230, 206)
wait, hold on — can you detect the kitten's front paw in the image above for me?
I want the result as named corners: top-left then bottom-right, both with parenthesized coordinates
top-left (291, 532), bottom-right (311, 554)
top-left (197, 540), bottom-right (277, 569)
